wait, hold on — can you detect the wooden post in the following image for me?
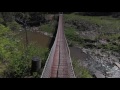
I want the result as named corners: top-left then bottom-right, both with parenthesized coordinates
top-left (31, 57), bottom-right (41, 75)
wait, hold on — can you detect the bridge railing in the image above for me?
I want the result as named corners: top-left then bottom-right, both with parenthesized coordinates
top-left (41, 15), bottom-right (60, 78)
top-left (64, 30), bottom-right (76, 78)
top-left (62, 17), bottom-right (76, 78)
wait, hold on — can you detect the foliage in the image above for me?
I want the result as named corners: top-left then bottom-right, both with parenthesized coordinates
top-left (64, 13), bottom-right (120, 53)
top-left (0, 18), bottom-right (4, 24)
top-left (3, 43), bottom-right (49, 78)
top-left (0, 24), bottom-right (19, 76)
top-left (65, 26), bottom-right (84, 45)
top-left (6, 21), bottom-right (21, 31)
top-left (1, 12), bottom-right (15, 22)
top-left (40, 24), bottom-right (55, 33)
top-left (15, 12), bottom-right (46, 26)
top-left (0, 24), bottom-right (49, 78)
top-left (0, 24), bottom-right (17, 62)
top-left (64, 13), bottom-right (120, 33)
top-left (72, 58), bottom-right (93, 78)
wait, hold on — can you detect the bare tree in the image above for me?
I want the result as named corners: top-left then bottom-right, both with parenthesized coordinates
top-left (15, 12), bottom-right (30, 47)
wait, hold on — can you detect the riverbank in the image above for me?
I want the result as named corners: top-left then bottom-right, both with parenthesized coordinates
top-left (39, 31), bottom-right (53, 38)
top-left (0, 26), bottom-right (51, 78)
top-left (64, 13), bottom-right (120, 78)
top-left (69, 45), bottom-right (120, 78)
top-left (82, 47), bottom-right (120, 78)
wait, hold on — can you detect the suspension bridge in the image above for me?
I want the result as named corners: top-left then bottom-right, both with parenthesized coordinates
top-left (41, 14), bottom-right (76, 78)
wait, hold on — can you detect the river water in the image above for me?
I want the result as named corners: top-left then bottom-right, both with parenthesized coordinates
top-left (18, 31), bottom-right (52, 48)
top-left (18, 30), bottom-right (87, 59)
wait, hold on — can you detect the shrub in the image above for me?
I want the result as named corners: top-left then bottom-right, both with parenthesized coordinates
top-left (3, 43), bottom-right (49, 78)
top-left (0, 18), bottom-right (4, 24)
top-left (40, 24), bottom-right (55, 33)
top-left (72, 58), bottom-right (93, 78)
top-left (6, 21), bottom-right (21, 31)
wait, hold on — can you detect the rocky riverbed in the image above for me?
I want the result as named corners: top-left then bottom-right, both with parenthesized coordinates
top-left (80, 47), bottom-right (120, 78)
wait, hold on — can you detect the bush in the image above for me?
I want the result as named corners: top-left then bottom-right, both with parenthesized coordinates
top-left (0, 24), bottom-right (16, 62)
top-left (72, 58), bottom-right (93, 78)
top-left (40, 24), bottom-right (55, 33)
top-left (0, 24), bottom-right (49, 78)
top-left (0, 24), bottom-right (20, 77)
top-left (3, 43), bottom-right (49, 78)
top-left (0, 18), bottom-right (4, 24)
top-left (118, 36), bottom-right (120, 40)
top-left (6, 21), bottom-right (21, 31)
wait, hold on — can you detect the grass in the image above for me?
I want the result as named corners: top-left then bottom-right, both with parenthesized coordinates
top-left (40, 24), bottom-right (55, 33)
top-left (64, 13), bottom-right (120, 52)
top-left (96, 33), bottom-right (120, 40)
top-left (0, 41), bottom-right (49, 78)
top-left (72, 58), bottom-right (93, 78)
top-left (64, 26), bottom-right (85, 46)
top-left (0, 61), bottom-right (6, 77)
top-left (64, 25), bottom-right (98, 48)
top-left (39, 18), bottom-right (57, 34)
top-left (64, 13), bottom-right (120, 33)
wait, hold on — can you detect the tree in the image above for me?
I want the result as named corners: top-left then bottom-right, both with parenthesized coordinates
top-left (15, 12), bottom-right (30, 46)
top-left (1, 12), bottom-right (15, 23)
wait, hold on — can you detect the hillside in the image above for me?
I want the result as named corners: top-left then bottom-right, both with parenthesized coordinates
top-left (64, 13), bottom-right (120, 78)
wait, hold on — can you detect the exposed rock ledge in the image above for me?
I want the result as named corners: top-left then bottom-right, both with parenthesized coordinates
top-left (78, 47), bottom-right (120, 78)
